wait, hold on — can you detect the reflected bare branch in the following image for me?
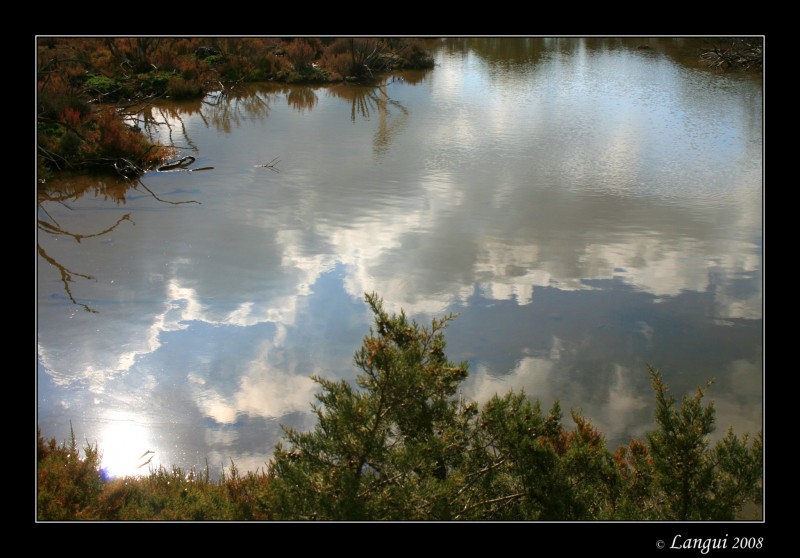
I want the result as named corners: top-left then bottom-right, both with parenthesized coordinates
top-left (134, 179), bottom-right (201, 205)
top-left (37, 202), bottom-right (62, 228)
top-left (37, 243), bottom-right (98, 314)
top-left (37, 171), bottom-right (198, 314)
top-left (37, 213), bottom-right (134, 244)
top-left (131, 103), bottom-right (201, 154)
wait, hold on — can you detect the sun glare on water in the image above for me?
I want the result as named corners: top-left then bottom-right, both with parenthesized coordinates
top-left (97, 415), bottom-right (158, 479)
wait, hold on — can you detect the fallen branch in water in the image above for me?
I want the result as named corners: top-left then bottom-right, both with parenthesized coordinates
top-left (156, 155), bottom-right (214, 173)
top-left (255, 157), bottom-right (280, 173)
top-left (699, 38), bottom-right (763, 71)
top-left (114, 157), bottom-right (142, 178)
top-left (158, 155), bottom-right (196, 171)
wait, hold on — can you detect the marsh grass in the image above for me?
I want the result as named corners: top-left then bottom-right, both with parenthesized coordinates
top-left (37, 427), bottom-right (274, 521)
top-left (37, 425), bottom-right (103, 520)
top-left (37, 37), bottom-right (436, 179)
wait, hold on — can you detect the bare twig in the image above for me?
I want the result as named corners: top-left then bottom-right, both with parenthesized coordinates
top-left (113, 157), bottom-right (142, 178)
top-left (453, 491), bottom-right (525, 520)
top-left (37, 243), bottom-right (98, 313)
top-left (37, 145), bottom-right (69, 171)
top-left (111, 91), bottom-right (167, 112)
top-left (135, 180), bottom-right (201, 205)
top-left (699, 38), bottom-right (763, 71)
top-left (37, 213), bottom-right (134, 244)
top-left (38, 115), bottom-right (89, 143)
top-left (37, 203), bottom-right (61, 228)
top-left (255, 157), bottom-right (281, 172)
top-left (157, 155), bottom-right (196, 171)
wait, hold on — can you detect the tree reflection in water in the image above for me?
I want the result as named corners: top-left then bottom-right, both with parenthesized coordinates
top-left (122, 78), bottom-right (418, 162)
top-left (286, 87), bottom-right (318, 113)
top-left (121, 85), bottom-right (279, 144)
top-left (38, 75), bottom-right (422, 312)
top-left (37, 175), bottom-right (199, 313)
top-left (327, 77), bottom-right (410, 158)
top-left (201, 87), bottom-right (275, 134)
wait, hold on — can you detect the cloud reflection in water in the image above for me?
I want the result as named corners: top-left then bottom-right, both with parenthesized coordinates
top-left (37, 39), bottom-right (762, 477)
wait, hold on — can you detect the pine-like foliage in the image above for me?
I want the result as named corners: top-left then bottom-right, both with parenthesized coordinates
top-left (266, 295), bottom-right (763, 521)
top-left (267, 293), bottom-right (469, 520)
top-left (37, 294), bottom-right (762, 521)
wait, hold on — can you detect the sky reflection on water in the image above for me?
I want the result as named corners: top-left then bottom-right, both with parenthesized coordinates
top-left (37, 39), bottom-right (762, 479)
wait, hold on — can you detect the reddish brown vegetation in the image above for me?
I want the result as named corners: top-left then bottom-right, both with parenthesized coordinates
top-left (37, 37), bottom-right (436, 179)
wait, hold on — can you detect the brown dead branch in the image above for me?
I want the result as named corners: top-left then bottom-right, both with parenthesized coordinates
top-left (699, 38), bottom-right (763, 71)
top-left (134, 180), bottom-right (201, 205)
top-left (37, 213), bottom-right (134, 244)
top-left (255, 157), bottom-right (281, 172)
top-left (37, 243), bottom-right (98, 314)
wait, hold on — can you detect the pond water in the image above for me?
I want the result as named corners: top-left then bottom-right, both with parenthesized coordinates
top-left (37, 38), bottom-right (763, 480)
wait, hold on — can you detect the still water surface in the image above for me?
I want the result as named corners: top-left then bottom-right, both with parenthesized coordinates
top-left (37, 38), bottom-right (762, 479)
